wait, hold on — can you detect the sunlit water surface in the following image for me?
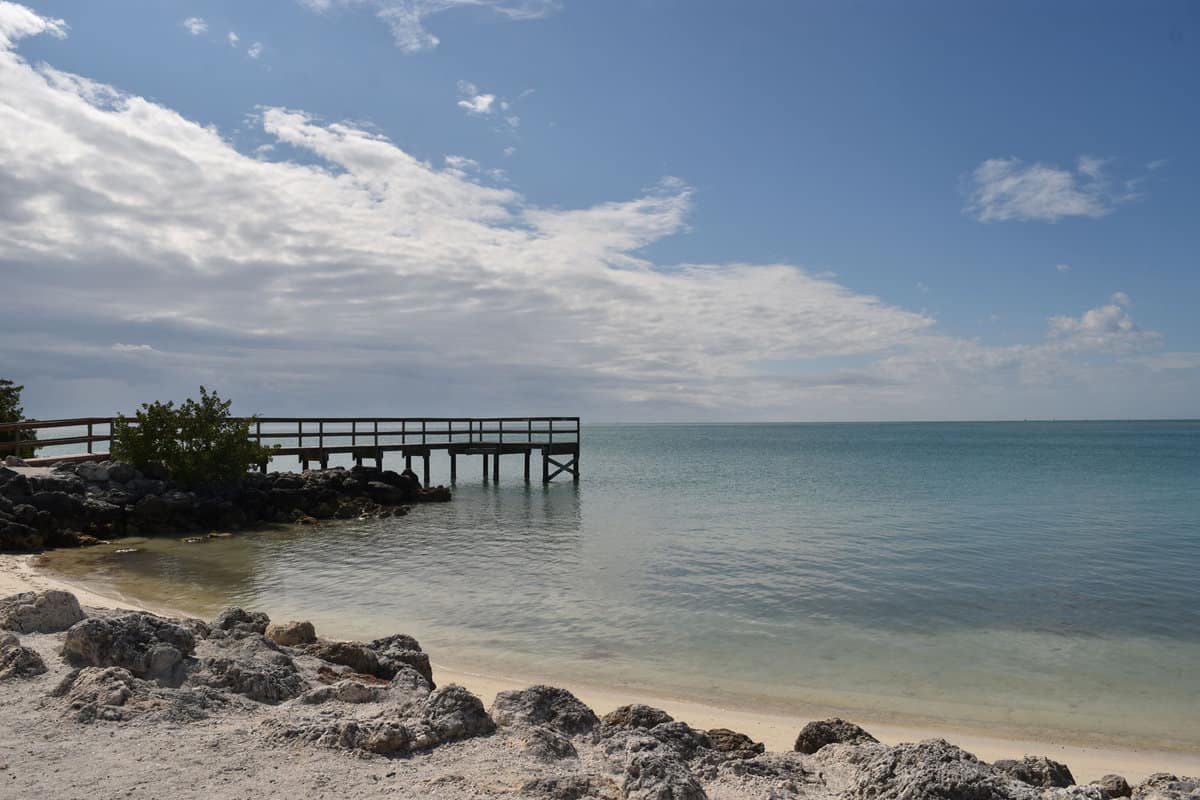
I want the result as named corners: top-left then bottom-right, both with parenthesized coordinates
top-left (40, 422), bottom-right (1200, 749)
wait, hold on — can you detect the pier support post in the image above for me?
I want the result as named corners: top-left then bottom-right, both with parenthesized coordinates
top-left (405, 453), bottom-right (412, 471)
top-left (450, 453), bottom-right (457, 483)
top-left (493, 451), bottom-right (500, 482)
top-left (523, 450), bottom-right (530, 483)
top-left (542, 450), bottom-right (549, 483)
top-left (423, 454), bottom-right (430, 488)
top-left (483, 452), bottom-right (490, 481)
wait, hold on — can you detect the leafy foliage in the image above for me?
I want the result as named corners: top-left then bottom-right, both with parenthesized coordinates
top-left (111, 387), bottom-right (274, 485)
top-left (0, 378), bottom-right (37, 458)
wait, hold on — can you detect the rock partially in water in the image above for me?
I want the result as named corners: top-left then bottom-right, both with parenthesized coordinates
top-left (265, 620), bottom-right (315, 647)
top-left (602, 703), bottom-right (675, 730)
top-left (0, 632), bottom-right (47, 679)
top-left (793, 717), bottom-right (879, 754)
top-left (490, 684), bottom-right (600, 736)
top-left (995, 755), bottom-right (1076, 788)
top-left (0, 589), bottom-right (85, 634)
top-left (61, 612), bottom-right (196, 685)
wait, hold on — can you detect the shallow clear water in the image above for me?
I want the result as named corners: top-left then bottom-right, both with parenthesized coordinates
top-left (40, 421), bottom-right (1200, 748)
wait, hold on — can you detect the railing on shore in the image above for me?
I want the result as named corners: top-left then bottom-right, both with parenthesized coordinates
top-left (0, 416), bottom-right (581, 484)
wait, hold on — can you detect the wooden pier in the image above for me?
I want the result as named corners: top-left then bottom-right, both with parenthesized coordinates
top-left (0, 416), bottom-right (581, 485)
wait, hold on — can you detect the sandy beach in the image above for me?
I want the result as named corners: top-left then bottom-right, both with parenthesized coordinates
top-left (3, 552), bottom-right (1197, 786)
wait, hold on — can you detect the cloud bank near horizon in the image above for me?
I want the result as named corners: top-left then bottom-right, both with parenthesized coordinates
top-left (0, 3), bottom-right (1194, 421)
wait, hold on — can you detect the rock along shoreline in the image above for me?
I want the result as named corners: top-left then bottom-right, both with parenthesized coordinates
top-left (0, 458), bottom-right (451, 552)
top-left (1, 589), bottom-right (1196, 799)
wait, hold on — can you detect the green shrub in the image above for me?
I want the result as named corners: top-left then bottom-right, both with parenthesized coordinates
top-left (111, 387), bottom-right (275, 485)
top-left (0, 378), bottom-right (37, 459)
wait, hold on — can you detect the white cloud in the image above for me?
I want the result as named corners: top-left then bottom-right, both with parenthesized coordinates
top-left (1056, 263), bottom-right (1071, 272)
top-left (966, 156), bottom-right (1139, 223)
top-left (182, 16), bottom-right (208, 36)
top-left (503, 146), bottom-right (516, 157)
top-left (0, 4), bottom-right (1193, 421)
top-left (456, 80), bottom-right (495, 115)
top-left (297, 0), bottom-right (557, 53)
top-left (0, 1), bottom-right (65, 47)
top-left (247, 41), bottom-right (263, 59)
top-left (112, 343), bottom-right (156, 353)
top-left (228, 31), bottom-right (239, 46)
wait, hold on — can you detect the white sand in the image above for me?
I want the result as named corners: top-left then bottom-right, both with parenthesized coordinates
top-left (3, 553), bottom-right (1197, 784)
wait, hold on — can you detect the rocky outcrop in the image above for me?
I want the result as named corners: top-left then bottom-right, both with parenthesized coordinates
top-left (52, 665), bottom-right (228, 723)
top-left (0, 461), bottom-right (451, 552)
top-left (0, 589), bottom-right (86, 633)
top-left (188, 633), bottom-right (307, 704)
top-left (490, 685), bottom-right (600, 736)
top-left (995, 755), bottom-right (1076, 788)
top-left (793, 717), bottom-right (879, 754)
top-left (622, 751), bottom-right (708, 800)
top-left (1094, 774), bottom-right (1133, 798)
top-left (521, 774), bottom-right (611, 800)
top-left (706, 728), bottom-right (765, 760)
top-left (603, 703), bottom-right (675, 730)
top-left (265, 620), bottom-right (316, 647)
top-left (210, 606), bottom-right (270, 639)
top-left (273, 683), bottom-right (494, 755)
top-left (369, 632), bottom-right (434, 685)
top-left (61, 612), bottom-right (196, 685)
top-left (1133, 774), bottom-right (1200, 800)
top-left (0, 632), bottom-right (47, 679)
top-left (297, 640), bottom-right (380, 675)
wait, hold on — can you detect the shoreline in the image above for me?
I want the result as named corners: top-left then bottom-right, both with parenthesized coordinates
top-left (3, 552), bottom-right (1198, 784)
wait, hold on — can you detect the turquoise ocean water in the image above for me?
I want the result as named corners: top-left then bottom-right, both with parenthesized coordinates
top-left (41, 421), bottom-right (1200, 748)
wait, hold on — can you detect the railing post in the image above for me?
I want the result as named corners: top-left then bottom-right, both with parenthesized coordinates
top-left (256, 420), bottom-right (262, 446)
top-left (422, 420), bottom-right (426, 445)
top-left (87, 422), bottom-right (93, 454)
top-left (319, 420), bottom-right (324, 449)
top-left (351, 420), bottom-right (356, 446)
top-left (297, 420), bottom-right (303, 449)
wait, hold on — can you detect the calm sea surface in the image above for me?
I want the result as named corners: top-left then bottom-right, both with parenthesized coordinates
top-left (40, 422), bottom-right (1200, 748)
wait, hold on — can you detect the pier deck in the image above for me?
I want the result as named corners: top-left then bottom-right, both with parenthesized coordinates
top-left (0, 416), bottom-right (581, 485)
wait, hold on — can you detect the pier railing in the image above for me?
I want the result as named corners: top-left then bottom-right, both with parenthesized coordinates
top-left (0, 416), bottom-right (581, 483)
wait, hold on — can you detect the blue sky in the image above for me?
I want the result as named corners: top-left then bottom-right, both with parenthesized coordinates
top-left (1, 1), bottom-right (1197, 420)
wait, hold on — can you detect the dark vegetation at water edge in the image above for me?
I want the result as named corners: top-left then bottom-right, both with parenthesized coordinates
top-left (0, 378), bottom-right (37, 459)
top-left (0, 461), bottom-right (450, 552)
top-left (1, 589), bottom-right (1191, 799)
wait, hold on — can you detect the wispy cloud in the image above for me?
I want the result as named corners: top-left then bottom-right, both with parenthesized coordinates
top-left (228, 31), bottom-right (239, 46)
top-left (965, 155), bottom-right (1141, 223)
top-left (0, 1), bottom-right (65, 47)
top-left (247, 41), bottom-right (263, 59)
top-left (182, 16), bottom-right (208, 36)
top-left (456, 80), bottom-right (495, 115)
top-left (1056, 263), bottom-right (1071, 273)
top-left (297, 0), bottom-right (557, 53)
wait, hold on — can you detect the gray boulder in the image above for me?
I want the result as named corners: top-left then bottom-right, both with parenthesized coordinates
top-left (517, 724), bottom-right (579, 761)
top-left (520, 775), bottom-right (607, 800)
top-left (0, 632), bottom-right (47, 679)
top-left (52, 665), bottom-right (226, 723)
top-left (107, 462), bottom-right (137, 483)
top-left (622, 751), bottom-right (708, 800)
top-left (1094, 775), bottom-right (1132, 798)
top-left (76, 462), bottom-right (110, 483)
top-left (188, 634), bottom-right (306, 703)
top-left (1134, 774), bottom-right (1200, 800)
top-left (210, 606), bottom-right (270, 639)
top-left (490, 684), bottom-right (599, 735)
top-left (61, 612), bottom-right (196, 685)
top-left (994, 756), bottom-right (1075, 788)
top-left (0, 589), bottom-right (85, 633)
top-left (793, 717), bottom-right (879, 754)
top-left (299, 640), bottom-right (379, 675)
top-left (369, 632), bottom-right (434, 685)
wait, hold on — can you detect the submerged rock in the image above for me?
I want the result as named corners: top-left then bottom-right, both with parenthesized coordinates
top-left (994, 755), bottom-right (1076, 788)
top-left (61, 612), bottom-right (196, 685)
top-left (0, 632), bottom-right (47, 679)
top-left (0, 589), bottom-right (85, 634)
top-left (793, 717), bottom-right (879, 754)
top-left (490, 685), bottom-right (600, 736)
